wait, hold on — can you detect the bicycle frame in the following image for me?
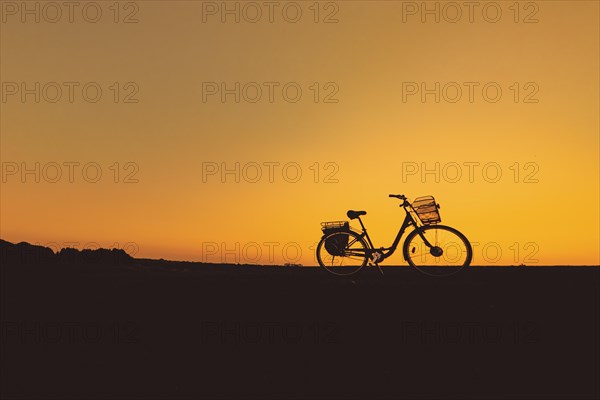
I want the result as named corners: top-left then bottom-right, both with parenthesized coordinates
top-left (349, 203), bottom-right (434, 262)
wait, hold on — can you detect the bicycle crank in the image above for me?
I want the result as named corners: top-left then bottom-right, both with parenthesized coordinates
top-left (370, 251), bottom-right (385, 275)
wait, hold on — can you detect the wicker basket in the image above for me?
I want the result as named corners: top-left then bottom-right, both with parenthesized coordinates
top-left (320, 221), bottom-right (350, 256)
top-left (411, 196), bottom-right (441, 224)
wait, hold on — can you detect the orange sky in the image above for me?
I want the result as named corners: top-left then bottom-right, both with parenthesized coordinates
top-left (1, 1), bottom-right (599, 265)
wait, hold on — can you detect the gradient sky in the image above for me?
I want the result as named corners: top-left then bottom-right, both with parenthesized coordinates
top-left (1, 1), bottom-right (598, 265)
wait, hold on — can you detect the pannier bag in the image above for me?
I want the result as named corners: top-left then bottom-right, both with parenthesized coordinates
top-left (411, 196), bottom-right (441, 224)
top-left (321, 221), bottom-right (350, 256)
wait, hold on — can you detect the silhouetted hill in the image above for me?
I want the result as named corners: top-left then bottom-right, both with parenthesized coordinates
top-left (0, 239), bottom-right (284, 272)
top-left (0, 239), bottom-right (55, 264)
top-left (0, 239), bottom-right (133, 266)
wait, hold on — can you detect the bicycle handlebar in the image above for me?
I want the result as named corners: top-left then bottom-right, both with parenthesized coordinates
top-left (389, 194), bottom-right (407, 200)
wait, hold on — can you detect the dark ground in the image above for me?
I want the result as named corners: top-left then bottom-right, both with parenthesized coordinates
top-left (1, 259), bottom-right (599, 399)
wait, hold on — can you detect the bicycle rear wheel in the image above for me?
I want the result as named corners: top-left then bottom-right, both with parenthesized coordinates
top-left (316, 230), bottom-right (368, 276)
top-left (403, 225), bottom-right (472, 276)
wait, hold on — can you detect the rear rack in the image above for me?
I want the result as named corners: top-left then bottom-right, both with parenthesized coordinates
top-left (321, 221), bottom-right (349, 232)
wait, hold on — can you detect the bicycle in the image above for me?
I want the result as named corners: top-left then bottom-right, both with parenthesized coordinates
top-left (316, 194), bottom-right (472, 276)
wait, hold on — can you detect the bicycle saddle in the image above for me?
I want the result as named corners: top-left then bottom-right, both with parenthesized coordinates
top-left (347, 210), bottom-right (367, 220)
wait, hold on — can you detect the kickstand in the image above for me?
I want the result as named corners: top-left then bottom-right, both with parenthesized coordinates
top-left (375, 263), bottom-right (384, 275)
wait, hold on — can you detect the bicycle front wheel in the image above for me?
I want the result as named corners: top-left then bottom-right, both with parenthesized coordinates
top-left (403, 225), bottom-right (472, 276)
top-left (316, 230), bottom-right (368, 276)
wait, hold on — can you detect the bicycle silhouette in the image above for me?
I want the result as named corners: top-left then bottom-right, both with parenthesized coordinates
top-left (316, 194), bottom-right (472, 276)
